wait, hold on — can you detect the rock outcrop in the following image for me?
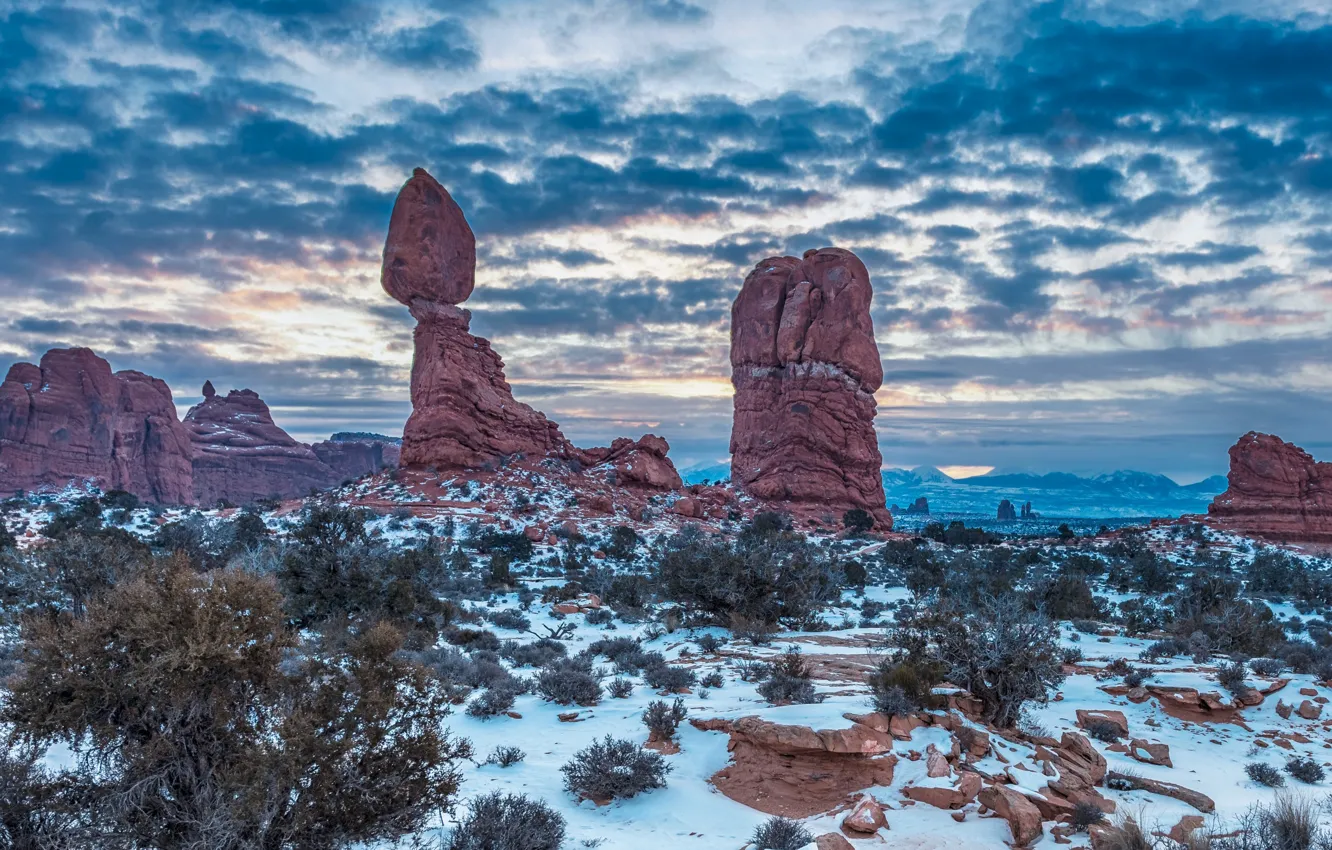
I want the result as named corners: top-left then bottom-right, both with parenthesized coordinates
top-left (690, 714), bottom-right (896, 817)
top-left (381, 167), bottom-right (680, 488)
top-left (311, 433), bottom-right (401, 480)
top-left (1208, 431), bottom-right (1332, 542)
top-left (184, 386), bottom-right (343, 506)
top-left (997, 499), bottom-right (1017, 521)
top-left (729, 249), bottom-right (891, 528)
top-left (0, 348), bottom-right (194, 503)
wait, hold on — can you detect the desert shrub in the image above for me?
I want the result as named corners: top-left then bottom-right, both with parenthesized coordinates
top-left (867, 657), bottom-right (944, 715)
top-left (1072, 618), bottom-right (1101, 635)
top-left (1214, 794), bottom-right (1328, 850)
top-left (658, 528), bottom-right (838, 625)
top-left (1105, 658), bottom-right (1133, 676)
top-left (535, 657), bottom-right (603, 705)
top-left (892, 595), bottom-right (1064, 728)
top-left (36, 530), bottom-right (149, 615)
top-left (1123, 667), bottom-right (1153, 688)
top-left (736, 660), bottom-right (771, 682)
top-left (1070, 800), bottom-right (1107, 832)
top-left (446, 627), bottom-right (502, 651)
top-left (1286, 757), bottom-right (1326, 784)
top-left (1251, 657), bottom-right (1285, 676)
top-left (699, 670), bottom-right (724, 689)
top-left (3, 566), bottom-right (469, 849)
top-left (1085, 720), bottom-right (1123, 743)
top-left (561, 737), bottom-right (671, 801)
top-left (843, 559), bottom-right (868, 587)
top-left (1140, 637), bottom-right (1189, 661)
top-left (42, 497), bottom-right (105, 539)
top-left (1172, 573), bottom-right (1285, 657)
top-left (0, 748), bottom-right (85, 848)
top-left (466, 685), bottom-right (519, 719)
top-left (502, 638), bottom-right (566, 668)
top-left (1247, 762), bottom-right (1286, 787)
top-left (750, 816), bottom-right (813, 850)
top-left (757, 648), bottom-right (819, 704)
top-left (448, 791), bottom-right (565, 850)
top-left (843, 508), bottom-right (875, 534)
top-left (608, 677), bottom-right (634, 698)
top-left (645, 663), bottom-right (697, 693)
top-left (484, 746), bottom-right (526, 768)
top-left (1096, 812), bottom-right (1156, 850)
top-left (1061, 646), bottom-right (1085, 664)
top-left (696, 633), bottom-right (722, 653)
top-left (642, 698), bottom-right (687, 739)
top-left (472, 529), bottom-right (534, 563)
top-left (487, 608), bottom-right (531, 631)
top-left (584, 608), bottom-right (614, 626)
top-left (1034, 573), bottom-right (1102, 620)
top-left (1216, 660), bottom-right (1249, 694)
top-left (587, 636), bottom-right (641, 663)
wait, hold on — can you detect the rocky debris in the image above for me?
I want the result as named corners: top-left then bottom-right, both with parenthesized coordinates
top-left (581, 435), bottom-right (683, 490)
top-left (728, 249), bottom-right (891, 528)
top-left (0, 348), bottom-right (194, 503)
top-left (1104, 683), bottom-right (1245, 724)
top-left (1208, 431), bottom-right (1332, 542)
top-left (1127, 738), bottom-right (1172, 768)
top-left (1298, 699), bottom-right (1323, 720)
top-left (1076, 709), bottom-right (1129, 737)
top-left (381, 168), bottom-right (682, 490)
top-left (184, 387), bottom-right (342, 506)
top-left (997, 499), bottom-right (1017, 521)
top-left (691, 714), bottom-right (896, 817)
top-left (1107, 771), bottom-right (1215, 813)
top-left (978, 783), bottom-right (1043, 847)
top-left (842, 795), bottom-right (888, 834)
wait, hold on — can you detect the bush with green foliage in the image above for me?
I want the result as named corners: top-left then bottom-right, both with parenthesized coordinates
top-left (1286, 757), bottom-right (1326, 784)
top-left (867, 657), bottom-right (944, 715)
top-left (842, 508), bottom-right (875, 534)
top-left (535, 657), bottom-right (603, 705)
top-left (757, 648), bottom-right (819, 704)
top-left (3, 566), bottom-right (470, 849)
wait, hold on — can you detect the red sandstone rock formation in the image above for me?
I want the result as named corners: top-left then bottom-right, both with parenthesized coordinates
top-left (1208, 431), bottom-right (1332, 542)
top-left (184, 386), bottom-right (342, 506)
top-left (381, 167), bottom-right (680, 489)
top-left (729, 249), bottom-right (891, 528)
top-left (0, 348), bottom-right (194, 503)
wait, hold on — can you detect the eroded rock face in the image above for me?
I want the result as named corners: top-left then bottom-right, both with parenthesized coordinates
top-left (185, 387), bottom-right (341, 505)
top-left (1208, 431), bottom-right (1332, 542)
top-left (729, 249), bottom-right (890, 527)
top-left (0, 348), bottom-right (194, 503)
top-left (383, 168), bottom-right (680, 489)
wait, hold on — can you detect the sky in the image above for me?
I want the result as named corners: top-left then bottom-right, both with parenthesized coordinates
top-left (2, 0), bottom-right (1332, 482)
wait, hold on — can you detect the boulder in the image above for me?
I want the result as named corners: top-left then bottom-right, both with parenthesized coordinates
top-left (1208, 431), bottom-right (1332, 542)
top-left (1107, 771), bottom-right (1214, 813)
top-left (184, 387), bottom-right (342, 505)
top-left (381, 167), bottom-right (476, 306)
top-left (814, 835), bottom-right (855, 850)
top-left (580, 435), bottom-right (682, 490)
top-left (842, 796), bottom-right (888, 834)
top-left (903, 771), bottom-right (982, 809)
top-left (0, 348), bottom-right (194, 504)
top-left (1127, 739), bottom-right (1172, 768)
top-left (1077, 709), bottom-right (1129, 738)
top-left (729, 249), bottom-right (891, 528)
top-left (1298, 699), bottom-right (1322, 720)
top-left (978, 783), bottom-right (1044, 847)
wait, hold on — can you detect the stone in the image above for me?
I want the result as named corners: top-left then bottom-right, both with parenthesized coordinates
top-left (1127, 739), bottom-right (1173, 768)
top-left (978, 783), bottom-right (1044, 847)
top-left (729, 249), bottom-right (891, 528)
top-left (0, 348), bottom-right (194, 504)
top-left (842, 796), bottom-right (888, 834)
top-left (1107, 772), bottom-right (1214, 813)
top-left (902, 771), bottom-right (982, 809)
top-left (814, 835), bottom-right (855, 850)
top-left (381, 167), bottom-right (476, 306)
top-left (1208, 431), bottom-right (1332, 542)
top-left (1298, 699), bottom-right (1322, 720)
top-left (997, 499), bottom-right (1017, 521)
top-left (1277, 700), bottom-right (1293, 719)
top-left (580, 435), bottom-right (682, 490)
top-left (691, 715), bottom-right (896, 817)
top-left (184, 387), bottom-right (342, 505)
top-left (925, 743), bottom-right (951, 778)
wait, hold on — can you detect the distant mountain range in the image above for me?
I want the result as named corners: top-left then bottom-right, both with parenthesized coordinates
top-left (681, 461), bottom-right (1229, 519)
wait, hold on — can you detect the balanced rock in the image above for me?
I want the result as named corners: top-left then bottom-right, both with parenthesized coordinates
top-left (185, 387), bottom-right (341, 505)
top-left (382, 168), bottom-right (680, 489)
top-left (1208, 432), bottom-right (1332, 542)
top-left (0, 348), bottom-right (194, 503)
top-left (729, 249), bottom-right (890, 527)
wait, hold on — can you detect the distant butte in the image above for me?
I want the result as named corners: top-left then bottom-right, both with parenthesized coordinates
top-left (1208, 431), bottom-right (1332, 542)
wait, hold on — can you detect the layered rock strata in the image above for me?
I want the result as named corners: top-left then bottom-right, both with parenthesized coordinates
top-left (1208, 431), bottom-right (1332, 542)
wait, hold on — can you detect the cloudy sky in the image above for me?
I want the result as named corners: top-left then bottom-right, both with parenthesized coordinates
top-left (3, 0), bottom-right (1331, 481)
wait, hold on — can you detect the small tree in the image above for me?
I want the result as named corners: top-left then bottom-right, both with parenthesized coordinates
top-left (842, 508), bottom-right (874, 534)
